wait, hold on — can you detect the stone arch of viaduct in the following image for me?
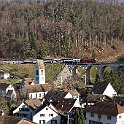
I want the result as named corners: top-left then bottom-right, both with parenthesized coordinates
top-left (67, 63), bottom-right (124, 85)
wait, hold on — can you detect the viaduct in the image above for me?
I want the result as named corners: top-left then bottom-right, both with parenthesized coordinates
top-left (67, 63), bottom-right (124, 85)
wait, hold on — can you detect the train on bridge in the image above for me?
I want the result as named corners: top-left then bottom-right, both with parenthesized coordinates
top-left (0, 58), bottom-right (96, 64)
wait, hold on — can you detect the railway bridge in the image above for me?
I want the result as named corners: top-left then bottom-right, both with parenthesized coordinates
top-left (67, 62), bottom-right (124, 85)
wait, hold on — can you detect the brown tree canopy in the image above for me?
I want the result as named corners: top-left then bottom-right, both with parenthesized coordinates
top-left (0, 0), bottom-right (124, 59)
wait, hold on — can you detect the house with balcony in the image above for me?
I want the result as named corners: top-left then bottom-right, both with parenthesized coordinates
top-left (86, 101), bottom-right (124, 124)
top-left (13, 99), bottom-right (42, 120)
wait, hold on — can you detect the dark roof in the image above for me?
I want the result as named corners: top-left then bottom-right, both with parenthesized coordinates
top-left (0, 116), bottom-right (35, 124)
top-left (86, 101), bottom-right (124, 116)
top-left (92, 81), bottom-right (109, 94)
top-left (56, 98), bottom-right (76, 113)
top-left (114, 96), bottom-right (124, 106)
top-left (0, 83), bottom-right (9, 90)
top-left (45, 90), bottom-right (68, 104)
top-left (87, 94), bottom-right (103, 102)
top-left (87, 94), bottom-right (112, 103)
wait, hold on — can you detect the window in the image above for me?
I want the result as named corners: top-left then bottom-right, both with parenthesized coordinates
top-left (98, 114), bottom-right (101, 119)
top-left (36, 70), bottom-right (39, 75)
top-left (40, 114), bottom-right (45, 117)
top-left (107, 115), bottom-right (111, 120)
top-left (49, 114), bottom-right (53, 117)
top-left (39, 120), bottom-right (45, 124)
top-left (119, 115), bottom-right (121, 119)
top-left (30, 94), bottom-right (32, 99)
top-left (39, 93), bottom-right (41, 98)
top-left (51, 120), bottom-right (57, 124)
top-left (91, 112), bottom-right (94, 117)
top-left (41, 70), bottom-right (43, 75)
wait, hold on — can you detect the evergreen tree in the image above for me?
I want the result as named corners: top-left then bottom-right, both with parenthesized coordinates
top-left (73, 108), bottom-right (85, 124)
top-left (103, 70), bottom-right (124, 94)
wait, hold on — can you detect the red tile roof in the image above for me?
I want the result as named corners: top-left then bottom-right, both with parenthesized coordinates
top-left (24, 99), bottom-right (42, 110)
top-left (86, 101), bottom-right (124, 116)
top-left (23, 78), bottom-right (33, 86)
top-left (0, 116), bottom-right (35, 124)
top-left (24, 84), bottom-right (51, 93)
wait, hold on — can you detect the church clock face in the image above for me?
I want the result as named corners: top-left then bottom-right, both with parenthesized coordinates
top-left (41, 77), bottom-right (44, 81)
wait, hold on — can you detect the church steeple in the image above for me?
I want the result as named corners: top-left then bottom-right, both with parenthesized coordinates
top-left (35, 60), bottom-right (45, 84)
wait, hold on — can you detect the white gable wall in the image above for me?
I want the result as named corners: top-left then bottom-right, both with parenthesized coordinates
top-left (73, 99), bottom-right (81, 108)
top-left (103, 83), bottom-right (117, 97)
top-left (33, 105), bottom-right (61, 124)
top-left (13, 102), bottom-right (34, 120)
top-left (64, 92), bottom-right (72, 99)
top-left (6, 84), bottom-right (17, 99)
top-left (117, 113), bottom-right (124, 124)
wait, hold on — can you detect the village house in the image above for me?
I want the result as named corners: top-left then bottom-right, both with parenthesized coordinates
top-left (0, 70), bottom-right (10, 79)
top-left (0, 83), bottom-right (16, 100)
top-left (86, 101), bottom-right (124, 124)
top-left (13, 99), bottom-right (42, 120)
top-left (91, 81), bottom-right (117, 98)
top-left (45, 89), bottom-right (80, 106)
top-left (33, 100), bottom-right (62, 124)
top-left (55, 98), bottom-right (81, 124)
top-left (22, 84), bottom-right (51, 99)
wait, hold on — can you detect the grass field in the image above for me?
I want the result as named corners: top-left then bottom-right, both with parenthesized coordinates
top-left (0, 63), bottom-right (64, 84)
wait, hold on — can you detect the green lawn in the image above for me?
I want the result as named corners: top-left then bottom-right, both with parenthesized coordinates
top-left (1, 63), bottom-right (64, 84)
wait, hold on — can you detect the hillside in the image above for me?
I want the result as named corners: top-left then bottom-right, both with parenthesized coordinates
top-left (0, 0), bottom-right (124, 60)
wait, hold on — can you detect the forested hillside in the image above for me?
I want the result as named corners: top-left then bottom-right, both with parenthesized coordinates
top-left (0, 0), bottom-right (124, 60)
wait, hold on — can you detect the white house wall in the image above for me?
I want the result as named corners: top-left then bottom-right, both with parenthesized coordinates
top-left (29, 91), bottom-right (47, 99)
top-left (33, 106), bottom-right (61, 124)
top-left (117, 113), bottom-right (124, 124)
top-left (73, 99), bottom-right (81, 108)
top-left (3, 73), bottom-right (10, 79)
top-left (103, 83), bottom-right (117, 97)
top-left (6, 84), bottom-right (17, 99)
top-left (86, 112), bottom-right (117, 124)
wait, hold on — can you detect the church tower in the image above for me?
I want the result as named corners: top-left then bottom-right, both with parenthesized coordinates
top-left (35, 60), bottom-right (45, 84)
